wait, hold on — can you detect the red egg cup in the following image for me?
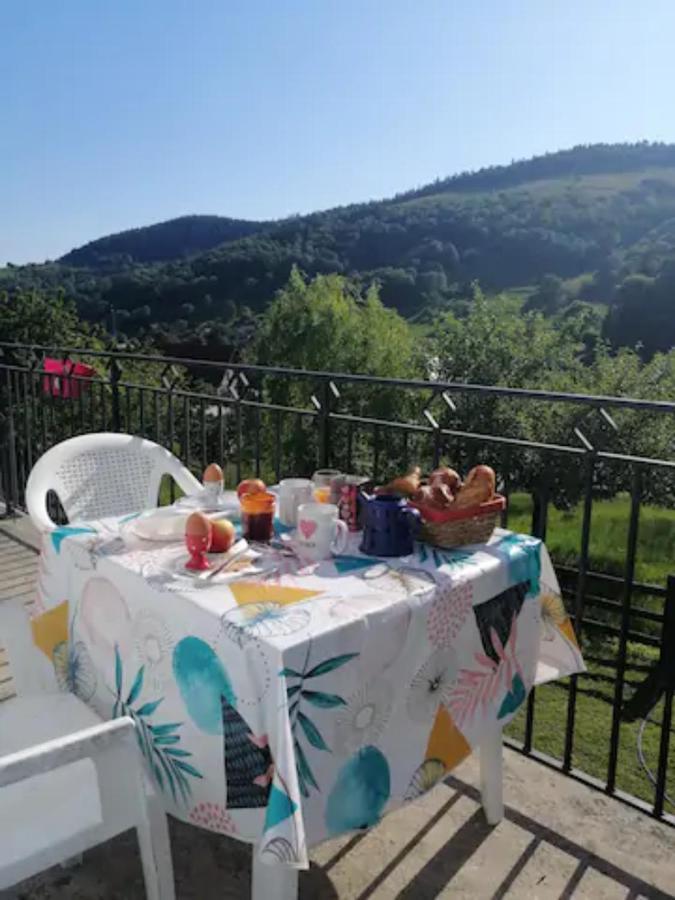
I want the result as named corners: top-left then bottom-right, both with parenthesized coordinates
top-left (185, 531), bottom-right (212, 571)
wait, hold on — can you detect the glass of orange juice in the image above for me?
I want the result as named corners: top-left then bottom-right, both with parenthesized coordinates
top-left (312, 468), bottom-right (342, 504)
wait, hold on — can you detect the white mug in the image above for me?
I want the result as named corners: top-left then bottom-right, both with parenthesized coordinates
top-left (295, 503), bottom-right (348, 562)
top-left (278, 478), bottom-right (314, 526)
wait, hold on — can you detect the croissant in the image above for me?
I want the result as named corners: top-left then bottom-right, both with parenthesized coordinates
top-left (412, 482), bottom-right (455, 509)
top-left (429, 466), bottom-right (462, 494)
top-left (376, 466), bottom-right (421, 497)
top-left (411, 485), bottom-right (434, 506)
top-left (454, 465), bottom-right (495, 508)
top-left (431, 483), bottom-right (455, 508)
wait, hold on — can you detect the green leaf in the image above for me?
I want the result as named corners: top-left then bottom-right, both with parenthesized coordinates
top-left (153, 763), bottom-right (164, 790)
top-left (301, 690), bottom-right (346, 708)
top-left (164, 748), bottom-right (193, 758)
top-left (138, 720), bottom-right (154, 759)
top-left (286, 684), bottom-right (302, 699)
top-left (114, 645), bottom-right (122, 696)
top-left (297, 711), bottom-right (329, 751)
top-left (280, 667), bottom-right (304, 678)
top-left (153, 746), bottom-right (177, 803)
top-left (174, 768), bottom-right (190, 804)
top-left (150, 722), bottom-right (183, 735)
top-left (154, 734), bottom-right (181, 745)
top-left (294, 739), bottom-right (319, 792)
top-left (112, 698), bottom-right (120, 719)
top-left (173, 760), bottom-right (203, 779)
top-left (297, 767), bottom-right (309, 798)
top-left (136, 698), bottom-right (163, 717)
top-left (304, 653), bottom-right (359, 679)
top-left (288, 699), bottom-right (299, 718)
top-left (126, 665), bottom-right (145, 705)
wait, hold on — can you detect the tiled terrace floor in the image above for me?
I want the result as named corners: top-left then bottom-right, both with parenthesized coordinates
top-left (1, 521), bottom-right (674, 900)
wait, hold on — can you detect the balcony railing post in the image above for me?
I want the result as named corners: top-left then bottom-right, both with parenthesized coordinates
top-left (3, 368), bottom-right (19, 515)
top-left (563, 449), bottom-right (595, 772)
top-left (653, 575), bottom-right (675, 818)
top-left (319, 378), bottom-right (331, 468)
top-left (109, 355), bottom-right (122, 432)
top-left (662, 576), bottom-right (675, 690)
top-left (607, 466), bottom-right (642, 794)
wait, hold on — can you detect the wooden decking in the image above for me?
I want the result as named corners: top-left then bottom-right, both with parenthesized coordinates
top-left (0, 524), bottom-right (39, 701)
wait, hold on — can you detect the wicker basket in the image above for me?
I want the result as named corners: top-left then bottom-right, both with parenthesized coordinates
top-left (410, 495), bottom-right (506, 548)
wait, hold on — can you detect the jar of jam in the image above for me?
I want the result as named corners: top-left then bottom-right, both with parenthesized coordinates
top-left (240, 491), bottom-right (276, 542)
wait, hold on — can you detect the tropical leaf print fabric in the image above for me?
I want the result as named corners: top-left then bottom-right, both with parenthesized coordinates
top-left (34, 518), bottom-right (584, 869)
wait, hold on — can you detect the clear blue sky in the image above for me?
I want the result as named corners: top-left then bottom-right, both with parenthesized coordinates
top-left (3, 0), bottom-right (675, 265)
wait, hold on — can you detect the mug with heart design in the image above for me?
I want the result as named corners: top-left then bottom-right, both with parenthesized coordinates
top-left (294, 502), bottom-right (348, 562)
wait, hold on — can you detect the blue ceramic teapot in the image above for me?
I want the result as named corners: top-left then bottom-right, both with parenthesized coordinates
top-left (359, 493), bottom-right (420, 557)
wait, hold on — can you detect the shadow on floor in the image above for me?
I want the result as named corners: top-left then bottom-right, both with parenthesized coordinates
top-left (315, 774), bottom-right (674, 900)
top-left (418, 774), bottom-right (673, 900)
top-left (3, 775), bottom-right (673, 900)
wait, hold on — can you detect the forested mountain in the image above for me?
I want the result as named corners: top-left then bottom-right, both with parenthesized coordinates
top-left (3, 142), bottom-right (675, 355)
top-left (59, 214), bottom-right (266, 267)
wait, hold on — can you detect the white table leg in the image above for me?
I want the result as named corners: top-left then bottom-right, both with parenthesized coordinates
top-left (479, 724), bottom-right (504, 825)
top-left (144, 792), bottom-right (176, 900)
top-left (251, 853), bottom-right (299, 900)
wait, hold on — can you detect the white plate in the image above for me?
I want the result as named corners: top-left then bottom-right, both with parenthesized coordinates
top-left (123, 508), bottom-right (187, 542)
top-left (161, 551), bottom-right (276, 586)
top-left (173, 490), bottom-right (240, 514)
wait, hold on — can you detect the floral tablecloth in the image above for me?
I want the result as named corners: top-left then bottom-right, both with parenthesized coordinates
top-left (32, 515), bottom-right (585, 868)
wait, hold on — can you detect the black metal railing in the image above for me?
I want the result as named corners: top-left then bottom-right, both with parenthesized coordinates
top-left (0, 340), bottom-right (674, 825)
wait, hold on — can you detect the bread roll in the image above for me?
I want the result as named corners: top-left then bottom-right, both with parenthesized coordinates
top-left (454, 465), bottom-right (495, 508)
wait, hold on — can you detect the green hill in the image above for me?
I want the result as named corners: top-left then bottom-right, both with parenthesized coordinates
top-left (4, 142), bottom-right (675, 336)
top-left (59, 214), bottom-right (266, 268)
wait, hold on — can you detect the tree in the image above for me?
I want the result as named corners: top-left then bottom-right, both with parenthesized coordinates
top-left (556, 301), bottom-right (604, 361)
top-left (254, 268), bottom-right (420, 474)
top-left (604, 268), bottom-right (675, 357)
top-left (0, 289), bottom-right (95, 349)
top-left (256, 267), bottom-right (417, 379)
top-left (523, 274), bottom-right (566, 314)
top-left (429, 294), bottom-right (675, 506)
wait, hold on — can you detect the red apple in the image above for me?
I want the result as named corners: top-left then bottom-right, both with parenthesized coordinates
top-left (209, 517), bottom-right (236, 553)
top-left (237, 478), bottom-right (266, 499)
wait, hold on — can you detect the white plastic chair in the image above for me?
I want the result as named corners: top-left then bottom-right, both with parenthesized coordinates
top-left (0, 598), bottom-right (175, 898)
top-left (25, 432), bottom-right (201, 532)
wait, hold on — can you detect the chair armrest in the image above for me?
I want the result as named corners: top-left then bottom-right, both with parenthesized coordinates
top-left (0, 716), bottom-right (136, 789)
top-left (169, 461), bottom-right (202, 497)
top-left (25, 461), bottom-right (57, 532)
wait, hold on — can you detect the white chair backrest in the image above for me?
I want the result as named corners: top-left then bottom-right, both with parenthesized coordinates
top-left (0, 600), bottom-right (57, 697)
top-left (26, 432), bottom-right (201, 531)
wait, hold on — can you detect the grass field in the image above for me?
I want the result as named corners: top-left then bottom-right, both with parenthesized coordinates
top-left (505, 492), bottom-right (675, 813)
top-left (507, 491), bottom-right (675, 585)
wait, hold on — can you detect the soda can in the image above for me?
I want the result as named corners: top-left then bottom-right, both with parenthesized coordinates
top-left (338, 476), bottom-right (369, 531)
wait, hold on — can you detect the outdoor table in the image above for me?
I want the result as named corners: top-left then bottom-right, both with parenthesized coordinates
top-left (31, 513), bottom-right (585, 882)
